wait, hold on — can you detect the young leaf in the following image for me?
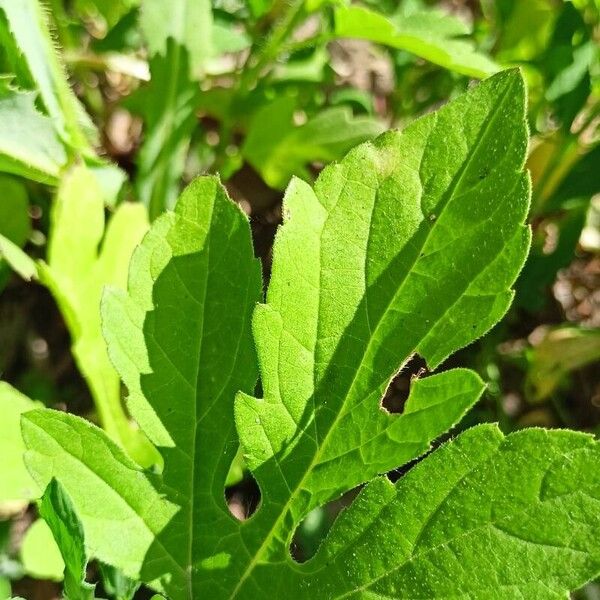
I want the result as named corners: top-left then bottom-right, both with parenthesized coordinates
top-left (0, 78), bottom-right (66, 184)
top-left (39, 479), bottom-right (95, 600)
top-left (23, 70), bottom-right (600, 599)
top-left (40, 165), bottom-right (156, 466)
top-left (334, 5), bottom-right (499, 79)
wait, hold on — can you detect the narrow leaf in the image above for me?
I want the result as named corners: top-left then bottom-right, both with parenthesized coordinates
top-left (39, 479), bottom-right (95, 600)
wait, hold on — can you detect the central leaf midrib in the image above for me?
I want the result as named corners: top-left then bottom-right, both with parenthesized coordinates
top-left (229, 76), bottom-right (516, 598)
top-left (185, 195), bottom-right (215, 599)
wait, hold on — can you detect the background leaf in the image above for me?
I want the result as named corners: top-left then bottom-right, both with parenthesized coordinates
top-left (334, 5), bottom-right (499, 79)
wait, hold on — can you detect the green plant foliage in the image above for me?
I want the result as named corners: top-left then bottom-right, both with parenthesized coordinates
top-left (134, 0), bottom-right (210, 219)
top-left (0, 78), bottom-right (66, 184)
top-left (0, 165), bottom-right (156, 466)
top-left (0, 175), bottom-right (30, 289)
top-left (39, 479), bottom-right (95, 600)
top-left (526, 326), bottom-right (600, 402)
top-left (242, 97), bottom-right (385, 189)
top-left (139, 0), bottom-right (212, 79)
top-left (0, 0), bottom-right (95, 154)
top-left (0, 383), bottom-right (39, 505)
top-left (98, 562), bottom-right (140, 600)
top-left (132, 43), bottom-right (199, 220)
top-left (20, 70), bottom-right (600, 599)
top-left (20, 519), bottom-right (64, 582)
top-left (334, 5), bottom-right (499, 79)
top-left (40, 165), bottom-right (156, 465)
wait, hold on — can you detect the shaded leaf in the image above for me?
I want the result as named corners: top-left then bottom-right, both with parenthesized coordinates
top-left (242, 97), bottom-right (384, 189)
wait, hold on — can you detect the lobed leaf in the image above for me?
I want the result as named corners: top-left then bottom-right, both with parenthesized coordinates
top-left (22, 70), bottom-right (600, 599)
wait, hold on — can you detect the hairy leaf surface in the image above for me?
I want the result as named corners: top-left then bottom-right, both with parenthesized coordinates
top-left (0, 78), bottom-right (66, 184)
top-left (22, 70), bottom-right (600, 599)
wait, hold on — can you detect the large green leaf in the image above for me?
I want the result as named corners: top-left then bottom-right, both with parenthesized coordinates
top-left (296, 424), bottom-right (600, 598)
top-left (24, 175), bottom-right (262, 595)
top-left (334, 5), bottom-right (499, 79)
top-left (23, 70), bottom-right (600, 598)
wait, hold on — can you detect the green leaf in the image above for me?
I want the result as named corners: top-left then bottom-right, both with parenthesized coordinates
top-left (20, 519), bottom-right (64, 582)
top-left (0, 382), bottom-right (39, 505)
top-left (132, 43), bottom-right (200, 220)
top-left (22, 70), bottom-right (542, 599)
top-left (0, 233), bottom-right (38, 281)
top-left (40, 165), bottom-right (156, 466)
top-left (0, 175), bottom-right (30, 247)
top-left (98, 562), bottom-right (140, 600)
top-left (140, 0), bottom-right (212, 78)
top-left (0, 78), bottom-right (66, 184)
top-left (21, 67), bottom-right (600, 598)
top-left (23, 176), bottom-right (262, 595)
top-left (0, 0), bottom-right (95, 153)
top-left (526, 326), bottom-right (600, 402)
top-left (242, 98), bottom-right (385, 189)
top-left (334, 5), bottom-right (499, 79)
top-left (228, 67), bottom-right (529, 596)
top-left (39, 479), bottom-right (95, 600)
top-left (300, 424), bottom-right (600, 598)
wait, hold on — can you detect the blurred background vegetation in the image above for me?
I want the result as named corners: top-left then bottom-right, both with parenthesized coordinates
top-left (0, 0), bottom-right (598, 598)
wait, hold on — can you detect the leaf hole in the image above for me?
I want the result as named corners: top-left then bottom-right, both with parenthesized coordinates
top-left (381, 353), bottom-right (428, 414)
top-left (225, 468), bottom-right (261, 522)
top-left (290, 488), bottom-right (361, 563)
